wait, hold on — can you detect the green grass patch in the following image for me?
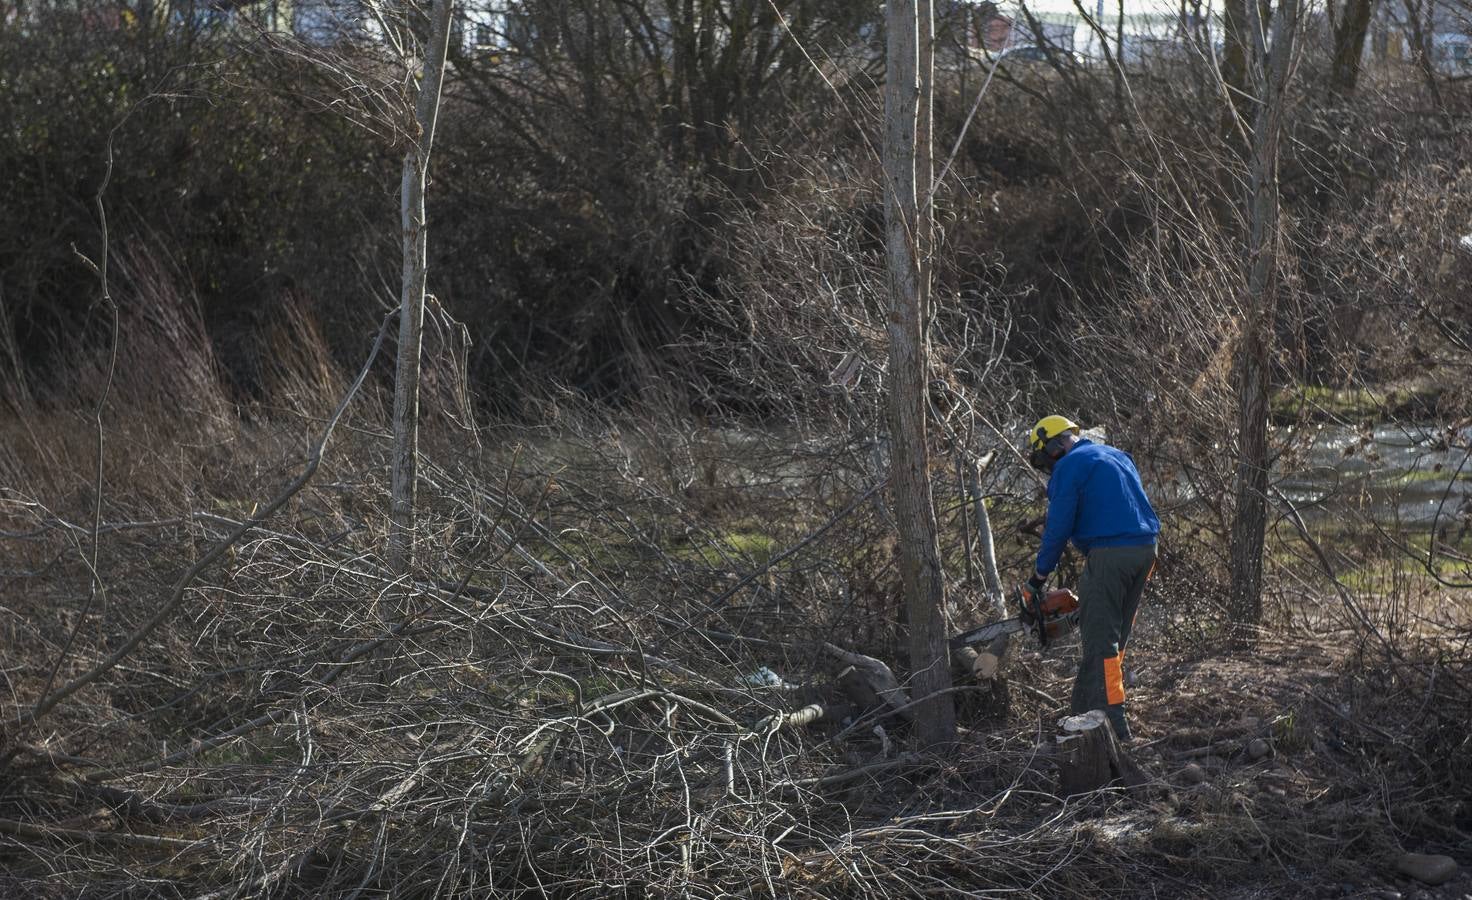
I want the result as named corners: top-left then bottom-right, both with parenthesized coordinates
top-left (671, 529), bottom-right (780, 567)
top-left (1387, 466), bottom-right (1472, 486)
top-left (1271, 382), bottom-right (1442, 425)
top-left (1322, 551), bottom-right (1461, 594)
top-left (722, 530), bottom-right (777, 563)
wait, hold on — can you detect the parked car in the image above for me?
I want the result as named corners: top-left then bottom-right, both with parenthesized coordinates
top-left (986, 44), bottom-right (1089, 68)
top-left (996, 44), bottom-right (1050, 63)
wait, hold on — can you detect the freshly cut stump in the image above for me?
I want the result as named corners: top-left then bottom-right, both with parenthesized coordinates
top-left (956, 633), bottom-right (1011, 681)
top-left (1054, 710), bottom-right (1147, 796)
top-left (952, 644), bottom-right (1011, 722)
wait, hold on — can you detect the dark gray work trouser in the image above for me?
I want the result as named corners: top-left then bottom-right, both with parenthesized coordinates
top-left (1071, 542), bottom-right (1157, 741)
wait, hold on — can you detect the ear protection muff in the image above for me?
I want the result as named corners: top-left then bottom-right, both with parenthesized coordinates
top-left (1028, 428), bottom-right (1072, 473)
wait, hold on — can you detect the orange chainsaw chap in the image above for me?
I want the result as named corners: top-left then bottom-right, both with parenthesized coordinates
top-left (1104, 651), bottom-right (1125, 706)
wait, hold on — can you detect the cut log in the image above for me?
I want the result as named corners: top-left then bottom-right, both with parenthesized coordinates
top-left (784, 703), bottom-right (827, 728)
top-left (954, 645), bottom-right (982, 677)
top-left (756, 702), bottom-right (855, 734)
top-left (785, 702), bottom-right (855, 729)
top-left (1054, 710), bottom-right (1148, 796)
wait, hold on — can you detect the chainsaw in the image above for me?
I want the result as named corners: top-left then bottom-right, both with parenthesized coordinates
top-left (949, 584), bottom-right (1080, 651)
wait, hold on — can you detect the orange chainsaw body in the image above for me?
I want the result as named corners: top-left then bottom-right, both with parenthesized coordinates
top-left (949, 586), bottom-right (1081, 650)
top-left (1038, 587), bottom-right (1079, 617)
top-left (1036, 588), bottom-right (1080, 641)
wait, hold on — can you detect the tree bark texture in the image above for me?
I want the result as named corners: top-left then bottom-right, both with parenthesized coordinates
top-left (884, 0), bottom-right (956, 746)
top-left (388, 0), bottom-right (456, 576)
top-left (1227, 0), bottom-right (1297, 628)
top-left (1330, 0), bottom-right (1375, 92)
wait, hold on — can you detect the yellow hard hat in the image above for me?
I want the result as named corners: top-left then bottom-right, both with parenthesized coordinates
top-left (1027, 415), bottom-right (1081, 451)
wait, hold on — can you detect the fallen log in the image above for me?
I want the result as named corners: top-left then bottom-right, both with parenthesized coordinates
top-left (826, 644), bottom-right (911, 718)
top-left (836, 665), bottom-right (887, 714)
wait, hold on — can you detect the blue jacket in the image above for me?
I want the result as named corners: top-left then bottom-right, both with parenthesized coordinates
top-left (1035, 439), bottom-right (1159, 577)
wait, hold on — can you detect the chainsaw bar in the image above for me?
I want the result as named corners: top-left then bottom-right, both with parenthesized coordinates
top-left (949, 586), bottom-right (1081, 651)
top-left (948, 617), bottom-right (1025, 650)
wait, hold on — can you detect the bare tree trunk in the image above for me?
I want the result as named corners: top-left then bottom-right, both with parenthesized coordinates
top-left (1400, 0), bottom-right (1446, 109)
top-left (968, 461), bottom-right (1005, 614)
top-left (884, 0), bottom-right (956, 746)
top-left (917, 0), bottom-right (934, 336)
top-left (1222, 0), bottom-right (1273, 129)
top-left (388, 0), bottom-right (456, 575)
top-left (1222, 0), bottom-right (1248, 117)
top-left (1227, 0), bottom-right (1297, 628)
top-left (955, 457), bottom-right (1013, 683)
top-left (1330, 0), bottom-right (1375, 92)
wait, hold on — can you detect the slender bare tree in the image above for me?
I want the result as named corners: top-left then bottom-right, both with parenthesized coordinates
top-left (1331, 0), bottom-right (1376, 92)
top-left (389, 0), bottom-right (456, 574)
top-left (884, 0), bottom-right (956, 745)
top-left (1397, 0), bottom-right (1448, 108)
top-left (1227, 0), bottom-right (1299, 627)
top-left (1220, 0), bottom-right (1251, 122)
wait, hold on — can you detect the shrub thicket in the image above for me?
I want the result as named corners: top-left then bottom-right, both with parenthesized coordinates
top-left (5, 4), bottom-right (1466, 416)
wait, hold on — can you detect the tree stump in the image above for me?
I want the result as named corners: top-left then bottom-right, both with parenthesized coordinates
top-left (1054, 710), bottom-right (1147, 796)
top-left (954, 637), bottom-right (1011, 721)
top-left (956, 632), bottom-right (1011, 681)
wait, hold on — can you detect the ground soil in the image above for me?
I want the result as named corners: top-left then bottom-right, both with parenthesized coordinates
top-left (970, 630), bottom-right (1472, 899)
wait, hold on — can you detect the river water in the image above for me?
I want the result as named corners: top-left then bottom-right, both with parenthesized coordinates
top-left (628, 420), bottom-right (1472, 534)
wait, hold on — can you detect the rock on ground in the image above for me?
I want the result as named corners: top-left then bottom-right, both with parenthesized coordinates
top-left (1395, 852), bottom-right (1458, 886)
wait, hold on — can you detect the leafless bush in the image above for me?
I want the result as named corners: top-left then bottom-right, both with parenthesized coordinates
top-left (0, 378), bottom-right (1042, 896)
top-left (8, 359), bottom-right (1464, 896)
top-left (4, 8), bottom-right (1472, 897)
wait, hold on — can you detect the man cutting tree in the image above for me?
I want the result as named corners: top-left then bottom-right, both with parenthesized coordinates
top-left (1025, 415), bottom-right (1159, 741)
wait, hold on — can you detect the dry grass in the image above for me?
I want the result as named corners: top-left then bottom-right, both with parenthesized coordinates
top-left (3, 382), bottom-right (1470, 898)
top-left (1, 250), bottom-right (1470, 900)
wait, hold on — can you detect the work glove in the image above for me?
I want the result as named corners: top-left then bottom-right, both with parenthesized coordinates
top-left (1025, 573), bottom-right (1047, 600)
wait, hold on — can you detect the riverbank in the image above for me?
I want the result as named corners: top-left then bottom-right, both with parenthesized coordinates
top-left (1271, 379), bottom-right (1456, 427)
